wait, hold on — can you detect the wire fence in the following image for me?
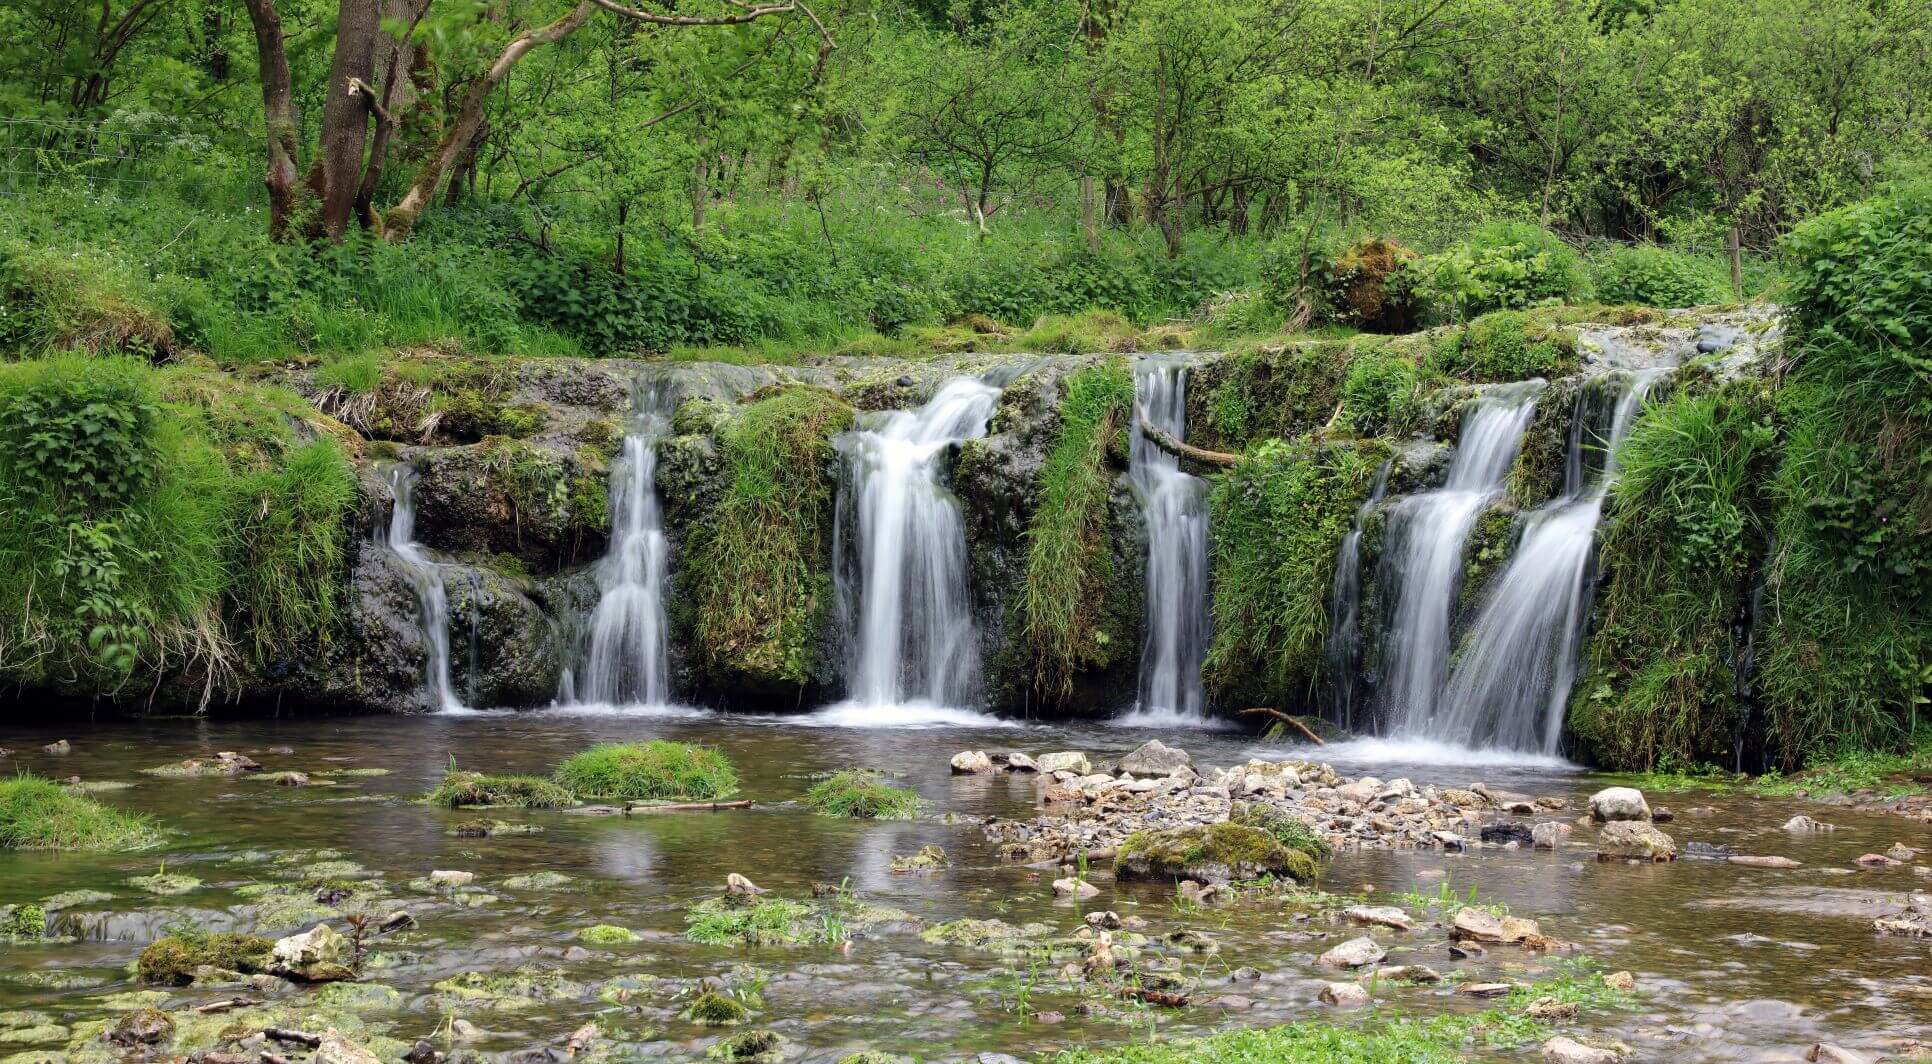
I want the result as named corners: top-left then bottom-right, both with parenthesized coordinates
top-left (0, 117), bottom-right (185, 195)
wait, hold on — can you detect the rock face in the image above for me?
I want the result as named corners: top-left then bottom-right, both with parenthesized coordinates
top-left (1596, 820), bottom-right (1677, 860)
top-left (1589, 787), bottom-right (1651, 822)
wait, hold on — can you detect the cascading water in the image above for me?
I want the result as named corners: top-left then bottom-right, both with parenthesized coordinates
top-left (379, 465), bottom-right (466, 713)
top-left (832, 376), bottom-right (1000, 715)
top-left (1323, 460), bottom-right (1392, 732)
top-left (579, 380), bottom-right (675, 706)
top-left (1119, 358), bottom-right (1211, 726)
top-left (1376, 381), bottom-right (1543, 735)
top-left (1429, 369), bottom-right (1665, 752)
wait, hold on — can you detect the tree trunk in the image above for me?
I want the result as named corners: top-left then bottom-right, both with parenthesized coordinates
top-left (308, 0), bottom-right (382, 239)
top-left (383, 2), bottom-right (596, 240)
top-left (241, 0), bottom-right (302, 240)
top-left (355, 0), bottom-right (433, 225)
top-left (1079, 174), bottom-right (1098, 253)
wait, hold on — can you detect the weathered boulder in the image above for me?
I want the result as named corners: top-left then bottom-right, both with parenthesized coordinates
top-left (269, 924), bottom-right (355, 982)
top-left (1037, 752), bottom-right (1092, 775)
top-left (1541, 1036), bottom-right (1628, 1064)
top-left (1119, 740), bottom-right (1191, 777)
top-left (1114, 823), bottom-right (1314, 884)
top-left (1317, 936), bottom-right (1386, 968)
top-left (1596, 821), bottom-right (1676, 861)
top-left (106, 1008), bottom-right (173, 1046)
top-left (1531, 821), bottom-right (1572, 850)
top-left (1783, 814), bottom-right (1835, 832)
top-left (1319, 982), bottom-right (1371, 1006)
top-left (314, 1030), bottom-right (386, 1064)
top-left (1451, 908), bottom-right (1541, 944)
top-left (412, 438), bottom-right (611, 575)
top-left (1588, 787), bottom-right (1651, 822)
top-left (1343, 906), bottom-right (1412, 931)
top-left (951, 750), bottom-right (995, 774)
top-left (1729, 855), bottom-right (1802, 869)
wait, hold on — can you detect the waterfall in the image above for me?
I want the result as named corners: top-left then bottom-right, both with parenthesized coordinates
top-left (1376, 381), bottom-right (1543, 735)
top-left (1429, 370), bottom-right (1665, 752)
top-left (1119, 358), bottom-right (1211, 726)
top-left (1323, 460), bottom-right (1392, 732)
top-left (833, 376), bottom-right (1000, 711)
top-left (580, 380), bottom-right (674, 707)
top-left (379, 465), bottom-right (465, 713)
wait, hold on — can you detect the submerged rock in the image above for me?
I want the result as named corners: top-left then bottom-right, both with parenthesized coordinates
top-left (1317, 936), bottom-right (1386, 968)
top-left (1596, 821), bottom-right (1676, 861)
top-left (1783, 814), bottom-right (1835, 832)
top-left (1542, 1035), bottom-right (1629, 1063)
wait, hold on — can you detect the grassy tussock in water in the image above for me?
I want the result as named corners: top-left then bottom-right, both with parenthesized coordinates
top-left (685, 896), bottom-right (833, 946)
top-left (685, 387), bottom-right (854, 687)
top-left (0, 355), bottom-right (356, 697)
top-left (1019, 362), bottom-right (1134, 699)
top-left (0, 776), bottom-right (158, 851)
top-left (424, 769), bottom-right (576, 809)
top-left (1205, 437), bottom-right (1390, 707)
top-left (803, 770), bottom-right (924, 820)
top-left (553, 741), bottom-right (738, 802)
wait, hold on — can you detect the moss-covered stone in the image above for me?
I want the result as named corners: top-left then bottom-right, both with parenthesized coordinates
top-left (1114, 823), bottom-right (1313, 884)
top-left (423, 770), bottom-right (575, 809)
top-left (682, 990), bottom-right (750, 1026)
top-left (576, 924), bottom-right (639, 945)
top-left (412, 437), bottom-right (609, 574)
top-left (1230, 802), bottom-right (1331, 865)
top-left (136, 933), bottom-right (273, 986)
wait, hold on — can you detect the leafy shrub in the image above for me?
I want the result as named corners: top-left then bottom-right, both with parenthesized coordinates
top-left (1433, 310), bottom-right (1578, 381)
top-left (1338, 342), bottom-right (1422, 436)
top-left (553, 741), bottom-right (739, 801)
top-left (1325, 237), bottom-right (1421, 332)
top-left (0, 776), bottom-right (158, 850)
top-left (802, 770), bottom-right (924, 820)
top-left (1418, 221), bottom-right (1586, 319)
top-left (1782, 181), bottom-right (1932, 362)
top-left (1592, 245), bottom-right (1730, 308)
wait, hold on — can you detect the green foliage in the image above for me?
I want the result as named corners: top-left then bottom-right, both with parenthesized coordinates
top-left (685, 896), bottom-right (834, 946)
top-left (1433, 310), bottom-right (1579, 381)
top-left (1592, 245), bottom-right (1732, 308)
top-left (1205, 437), bottom-right (1389, 706)
top-left (425, 769), bottom-right (577, 809)
top-left (1571, 385), bottom-right (1775, 769)
top-left (225, 439), bottom-right (357, 665)
top-left (1418, 222), bottom-right (1587, 319)
top-left (0, 238), bottom-right (173, 357)
top-left (553, 741), bottom-right (739, 802)
top-left (577, 924), bottom-right (640, 944)
top-left (1230, 802), bottom-right (1332, 862)
top-left (686, 388), bottom-right (854, 687)
top-left (1782, 182), bottom-right (1932, 362)
top-left (0, 776), bottom-right (157, 850)
top-left (1, 903), bottom-right (46, 938)
top-left (1200, 341), bottom-right (1356, 452)
top-left (802, 770), bottom-right (925, 820)
top-left (1748, 729), bottom-right (1932, 797)
top-left (1019, 362), bottom-right (1134, 698)
top-left (136, 931), bottom-right (274, 985)
top-left (1337, 341), bottom-right (1423, 436)
top-left (683, 989), bottom-right (754, 1024)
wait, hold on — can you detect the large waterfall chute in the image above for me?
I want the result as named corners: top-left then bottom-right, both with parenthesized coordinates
top-left (379, 464), bottom-right (469, 714)
top-left (829, 376), bottom-right (1001, 718)
top-left (1375, 381), bottom-right (1545, 735)
top-left (578, 380), bottom-right (676, 709)
top-left (1116, 357), bottom-right (1214, 729)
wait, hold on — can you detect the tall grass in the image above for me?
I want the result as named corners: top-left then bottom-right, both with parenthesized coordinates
top-left (0, 776), bottom-right (158, 850)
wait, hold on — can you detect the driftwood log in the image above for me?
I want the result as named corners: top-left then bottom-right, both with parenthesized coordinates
top-left (1238, 706), bottom-right (1326, 745)
top-left (1136, 406), bottom-right (1240, 467)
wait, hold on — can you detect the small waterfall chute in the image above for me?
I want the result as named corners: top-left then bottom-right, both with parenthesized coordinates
top-left (379, 464), bottom-right (468, 713)
top-left (829, 376), bottom-right (1000, 719)
top-left (579, 380), bottom-right (676, 708)
top-left (1323, 459), bottom-right (1392, 732)
top-left (1117, 357), bottom-right (1212, 727)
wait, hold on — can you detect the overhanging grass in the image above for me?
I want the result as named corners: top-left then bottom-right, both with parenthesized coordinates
top-left (425, 769), bottom-right (577, 809)
top-left (1019, 361), bottom-right (1134, 699)
top-left (802, 770), bottom-right (924, 820)
top-left (0, 776), bottom-right (159, 850)
top-left (553, 741), bottom-right (738, 802)
top-left (685, 387), bottom-right (854, 686)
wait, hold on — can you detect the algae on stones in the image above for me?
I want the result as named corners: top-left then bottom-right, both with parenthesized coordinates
top-left (136, 932), bottom-right (273, 985)
top-left (1114, 823), bottom-right (1316, 884)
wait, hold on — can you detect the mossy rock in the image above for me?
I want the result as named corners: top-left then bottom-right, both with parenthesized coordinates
top-left (577, 924), bottom-right (639, 945)
top-left (1230, 802), bottom-right (1332, 864)
top-left (1114, 823), bottom-right (1316, 884)
top-left (431, 967), bottom-right (585, 1009)
top-left (412, 437), bottom-right (609, 574)
top-left (0, 776), bottom-right (159, 851)
top-left (682, 990), bottom-right (750, 1026)
top-left (709, 1029), bottom-right (785, 1062)
top-left (918, 918), bottom-right (1055, 954)
top-left (424, 770), bottom-right (575, 809)
top-left (136, 933), bottom-right (273, 986)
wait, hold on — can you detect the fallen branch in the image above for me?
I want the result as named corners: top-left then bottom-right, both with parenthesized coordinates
top-left (622, 799), bottom-right (754, 814)
top-left (192, 998), bottom-right (261, 1014)
top-left (264, 1029), bottom-right (321, 1048)
top-left (1239, 707), bottom-right (1326, 745)
top-left (1136, 405), bottom-right (1239, 467)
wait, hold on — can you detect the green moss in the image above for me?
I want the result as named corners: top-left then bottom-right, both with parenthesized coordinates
top-left (136, 932), bottom-right (273, 985)
top-left (1230, 802), bottom-right (1331, 862)
top-left (1013, 310), bottom-right (1150, 354)
top-left (802, 770), bottom-right (924, 820)
top-left (710, 1029), bottom-right (786, 1062)
top-left (1, 905), bottom-right (45, 939)
top-left (127, 871), bottom-right (201, 895)
top-left (683, 990), bottom-right (750, 1026)
top-left (1205, 437), bottom-right (1389, 707)
top-left (685, 387), bottom-right (854, 686)
top-left (0, 776), bottom-right (158, 851)
top-left (1433, 310), bottom-right (1578, 382)
top-left (1337, 341), bottom-right (1423, 437)
top-left (1019, 361), bottom-right (1134, 699)
top-left (423, 769), bottom-right (576, 809)
top-left (1197, 340), bottom-right (1355, 452)
top-left (919, 918), bottom-right (1053, 953)
top-left (1459, 505), bottom-right (1518, 615)
top-left (577, 924), bottom-right (639, 944)
top-left (1114, 823), bottom-right (1310, 882)
top-left (480, 436), bottom-right (608, 541)
top-left (553, 741), bottom-right (738, 802)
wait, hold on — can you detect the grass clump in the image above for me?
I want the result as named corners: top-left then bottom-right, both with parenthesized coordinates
top-left (553, 741), bottom-right (738, 802)
top-left (685, 896), bottom-right (831, 946)
top-left (1205, 437), bottom-right (1389, 709)
top-left (0, 238), bottom-right (173, 357)
top-left (136, 931), bottom-right (273, 985)
top-left (424, 769), bottom-right (576, 809)
top-left (577, 924), bottom-right (640, 944)
top-left (802, 770), bottom-right (924, 820)
top-left (0, 776), bottom-right (158, 851)
top-left (1019, 362), bottom-right (1135, 700)
top-left (684, 387), bottom-right (854, 688)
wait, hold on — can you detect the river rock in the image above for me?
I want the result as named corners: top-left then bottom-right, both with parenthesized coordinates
top-left (1344, 906), bottom-right (1413, 931)
top-left (1603, 970), bottom-right (1635, 991)
top-left (1855, 853), bottom-right (1902, 867)
top-left (1451, 908), bottom-right (1539, 944)
top-left (1319, 981), bottom-right (1370, 1006)
top-left (270, 923), bottom-right (355, 982)
top-left (1115, 823), bottom-right (1311, 884)
top-left (1887, 842), bottom-right (1919, 861)
top-left (1480, 821), bottom-right (1534, 845)
top-left (1532, 822), bottom-right (1572, 850)
top-left (951, 750), bottom-right (994, 774)
top-left (1119, 740), bottom-right (1191, 777)
top-left (1729, 855), bottom-right (1802, 869)
top-left (1783, 814), bottom-right (1835, 832)
top-left (428, 870), bottom-right (475, 887)
top-left (1589, 787), bottom-right (1651, 822)
top-left (1318, 936), bottom-right (1386, 968)
top-left (1805, 1046), bottom-right (1871, 1064)
top-left (1541, 1036), bottom-right (1628, 1063)
top-left (107, 1008), bottom-right (173, 1046)
top-left (1373, 965), bottom-right (1442, 984)
top-left (1596, 821), bottom-right (1676, 860)
top-left (1052, 877), bottom-right (1099, 899)
top-left (1003, 752), bottom-right (1039, 772)
top-left (1037, 752), bottom-right (1091, 775)
top-left (43, 740), bottom-right (70, 754)
top-left (314, 1030), bottom-right (385, 1064)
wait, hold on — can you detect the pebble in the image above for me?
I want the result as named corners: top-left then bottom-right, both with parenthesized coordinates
top-left (1728, 855), bottom-right (1802, 869)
